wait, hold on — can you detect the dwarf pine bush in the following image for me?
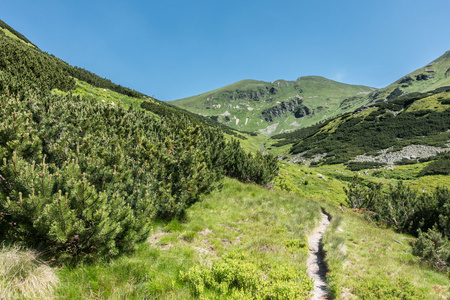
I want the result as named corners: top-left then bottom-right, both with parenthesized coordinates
top-left (345, 177), bottom-right (450, 272)
top-left (0, 30), bottom-right (279, 260)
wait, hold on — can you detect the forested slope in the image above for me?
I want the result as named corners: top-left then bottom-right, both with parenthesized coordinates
top-left (0, 20), bottom-right (279, 260)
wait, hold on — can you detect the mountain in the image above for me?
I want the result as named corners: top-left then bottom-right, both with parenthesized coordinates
top-left (169, 76), bottom-right (375, 136)
top-left (271, 51), bottom-right (450, 166)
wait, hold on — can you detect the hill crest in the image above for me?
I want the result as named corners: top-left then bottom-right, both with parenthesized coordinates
top-left (170, 76), bottom-right (375, 136)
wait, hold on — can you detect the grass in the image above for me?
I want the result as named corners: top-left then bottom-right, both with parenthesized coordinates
top-left (0, 245), bottom-right (58, 300)
top-left (52, 79), bottom-right (148, 111)
top-left (3, 160), bottom-right (449, 299)
top-left (272, 162), bottom-right (450, 298)
top-left (322, 207), bottom-right (450, 299)
top-left (55, 177), bottom-right (322, 299)
top-left (0, 28), bottom-right (35, 48)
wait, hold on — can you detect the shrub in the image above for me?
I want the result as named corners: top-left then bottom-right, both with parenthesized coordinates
top-left (411, 227), bottom-right (450, 272)
top-left (345, 177), bottom-right (450, 272)
top-left (353, 274), bottom-right (426, 299)
top-left (420, 154), bottom-right (450, 176)
top-left (0, 153), bottom-right (148, 259)
top-left (180, 251), bottom-right (313, 299)
top-left (346, 161), bottom-right (386, 171)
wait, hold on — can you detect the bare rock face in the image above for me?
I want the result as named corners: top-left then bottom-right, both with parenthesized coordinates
top-left (261, 97), bottom-right (310, 122)
top-left (351, 144), bottom-right (450, 164)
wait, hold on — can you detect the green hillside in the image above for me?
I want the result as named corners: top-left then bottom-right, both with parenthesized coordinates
top-left (272, 86), bottom-right (450, 166)
top-left (365, 50), bottom-right (450, 103)
top-left (170, 76), bottom-right (375, 136)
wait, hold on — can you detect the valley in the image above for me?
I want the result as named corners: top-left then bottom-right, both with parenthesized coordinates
top-left (0, 18), bottom-right (449, 300)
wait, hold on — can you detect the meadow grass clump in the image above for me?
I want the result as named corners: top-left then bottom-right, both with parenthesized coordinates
top-left (180, 251), bottom-right (313, 299)
top-left (0, 245), bottom-right (58, 300)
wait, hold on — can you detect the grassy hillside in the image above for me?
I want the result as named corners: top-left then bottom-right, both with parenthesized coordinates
top-left (170, 76), bottom-right (375, 136)
top-left (368, 50), bottom-right (450, 102)
top-left (55, 177), bottom-right (321, 299)
top-left (271, 85), bottom-right (450, 165)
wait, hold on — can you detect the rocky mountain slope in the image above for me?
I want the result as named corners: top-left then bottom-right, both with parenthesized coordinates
top-left (170, 76), bottom-right (375, 136)
top-left (271, 51), bottom-right (450, 165)
top-left (368, 50), bottom-right (450, 101)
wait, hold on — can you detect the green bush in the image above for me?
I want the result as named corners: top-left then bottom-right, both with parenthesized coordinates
top-left (0, 28), bottom-right (280, 261)
top-left (345, 177), bottom-right (450, 272)
top-left (346, 161), bottom-right (386, 171)
top-left (420, 153), bottom-right (450, 176)
top-left (353, 274), bottom-right (426, 299)
top-left (180, 251), bottom-right (313, 299)
top-left (411, 227), bottom-right (450, 272)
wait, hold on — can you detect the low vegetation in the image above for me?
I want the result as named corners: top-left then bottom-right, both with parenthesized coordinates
top-left (344, 177), bottom-right (450, 273)
top-left (0, 29), bottom-right (279, 261)
top-left (56, 177), bottom-right (321, 299)
top-left (0, 245), bottom-right (58, 300)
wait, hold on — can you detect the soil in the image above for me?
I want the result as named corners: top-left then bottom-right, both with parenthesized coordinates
top-left (306, 211), bottom-right (331, 300)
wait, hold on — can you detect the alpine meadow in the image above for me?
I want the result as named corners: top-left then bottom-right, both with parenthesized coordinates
top-left (1, 16), bottom-right (450, 300)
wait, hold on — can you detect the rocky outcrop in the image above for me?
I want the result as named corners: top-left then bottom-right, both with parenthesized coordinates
top-left (351, 144), bottom-right (450, 164)
top-left (416, 74), bottom-right (433, 81)
top-left (220, 86), bottom-right (279, 102)
top-left (261, 97), bottom-right (310, 122)
top-left (398, 76), bottom-right (413, 84)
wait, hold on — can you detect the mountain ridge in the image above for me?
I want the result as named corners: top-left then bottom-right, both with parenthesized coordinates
top-left (170, 75), bottom-right (375, 136)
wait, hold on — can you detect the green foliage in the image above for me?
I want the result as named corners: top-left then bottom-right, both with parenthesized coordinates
top-left (0, 34), bottom-right (279, 260)
top-left (284, 236), bottom-right (308, 252)
top-left (0, 93), bottom-right (224, 259)
top-left (180, 251), bottom-right (313, 299)
top-left (344, 178), bottom-right (450, 235)
top-left (0, 21), bottom-right (279, 260)
top-left (420, 153), bottom-right (450, 176)
top-left (222, 139), bottom-right (279, 186)
top-left (0, 36), bottom-right (75, 96)
top-left (411, 227), bottom-right (450, 272)
top-left (353, 274), bottom-right (426, 299)
top-left (346, 161), bottom-right (386, 171)
top-left (274, 88), bottom-right (450, 163)
top-left (345, 177), bottom-right (450, 272)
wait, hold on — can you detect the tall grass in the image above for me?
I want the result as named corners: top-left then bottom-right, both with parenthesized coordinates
top-left (0, 245), bottom-right (58, 300)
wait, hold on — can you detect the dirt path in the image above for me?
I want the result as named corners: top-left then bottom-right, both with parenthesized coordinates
top-left (306, 211), bottom-right (330, 300)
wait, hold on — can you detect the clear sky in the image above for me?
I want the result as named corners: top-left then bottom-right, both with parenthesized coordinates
top-left (2, 1), bottom-right (450, 100)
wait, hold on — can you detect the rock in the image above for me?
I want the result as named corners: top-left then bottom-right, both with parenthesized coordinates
top-left (351, 144), bottom-right (450, 164)
top-left (261, 97), bottom-right (310, 122)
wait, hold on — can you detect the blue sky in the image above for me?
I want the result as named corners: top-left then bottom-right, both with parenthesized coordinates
top-left (2, 1), bottom-right (450, 100)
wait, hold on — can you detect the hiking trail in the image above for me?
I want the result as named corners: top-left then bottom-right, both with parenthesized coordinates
top-left (306, 211), bottom-right (330, 300)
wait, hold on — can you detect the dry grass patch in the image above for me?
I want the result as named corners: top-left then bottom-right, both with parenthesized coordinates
top-left (0, 245), bottom-right (58, 300)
